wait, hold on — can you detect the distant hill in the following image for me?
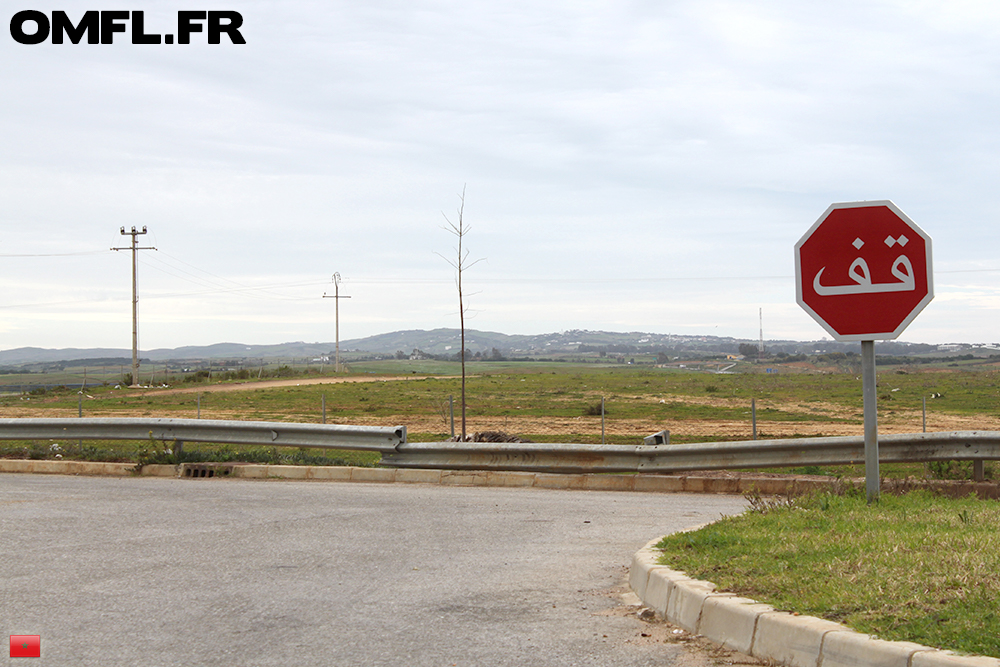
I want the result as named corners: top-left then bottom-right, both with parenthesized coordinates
top-left (339, 328), bottom-right (750, 356)
top-left (0, 342), bottom-right (338, 366)
top-left (0, 329), bottom-right (950, 366)
top-left (0, 347), bottom-right (135, 365)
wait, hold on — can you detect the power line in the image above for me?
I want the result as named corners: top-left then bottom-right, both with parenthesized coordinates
top-left (139, 253), bottom-right (328, 301)
top-left (0, 250), bottom-right (111, 257)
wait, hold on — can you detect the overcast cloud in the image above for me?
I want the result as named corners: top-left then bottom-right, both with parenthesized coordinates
top-left (3, 1), bottom-right (1000, 350)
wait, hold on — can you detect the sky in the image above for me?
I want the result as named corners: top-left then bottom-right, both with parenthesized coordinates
top-left (3, 0), bottom-right (1000, 351)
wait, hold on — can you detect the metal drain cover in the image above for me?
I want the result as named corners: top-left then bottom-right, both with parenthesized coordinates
top-left (180, 463), bottom-right (236, 479)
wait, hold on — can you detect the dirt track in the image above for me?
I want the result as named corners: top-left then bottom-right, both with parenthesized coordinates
top-left (143, 375), bottom-right (433, 396)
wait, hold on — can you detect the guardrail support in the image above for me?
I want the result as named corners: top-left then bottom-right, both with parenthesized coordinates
top-left (643, 430), bottom-right (669, 446)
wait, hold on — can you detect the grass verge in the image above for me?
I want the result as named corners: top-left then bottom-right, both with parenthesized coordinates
top-left (0, 440), bottom-right (380, 469)
top-left (655, 490), bottom-right (1000, 657)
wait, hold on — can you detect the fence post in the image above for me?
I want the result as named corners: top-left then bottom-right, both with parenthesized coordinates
top-left (601, 397), bottom-right (605, 445)
top-left (322, 394), bottom-right (326, 424)
top-left (449, 395), bottom-right (455, 438)
top-left (197, 394), bottom-right (201, 419)
top-left (752, 398), bottom-right (757, 440)
top-left (923, 396), bottom-right (929, 478)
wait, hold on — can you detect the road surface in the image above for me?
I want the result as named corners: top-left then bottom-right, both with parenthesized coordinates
top-left (1, 475), bottom-right (746, 666)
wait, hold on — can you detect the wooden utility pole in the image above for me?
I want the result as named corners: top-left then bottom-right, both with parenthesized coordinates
top-left (322, 273), bottom-right (350, 372)
top-left (112, 226), bottom-right (155, 387)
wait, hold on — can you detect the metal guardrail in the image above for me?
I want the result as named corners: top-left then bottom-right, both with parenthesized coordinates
top-left (2, 419), bottom-right (996, 479)
top-left (0, 418), bottom-right (406, 453)
top-left (381, 431), bottom-right (1000, 474)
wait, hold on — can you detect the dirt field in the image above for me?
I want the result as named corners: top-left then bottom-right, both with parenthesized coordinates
top-left (6, 374), bottom-right (999, 441)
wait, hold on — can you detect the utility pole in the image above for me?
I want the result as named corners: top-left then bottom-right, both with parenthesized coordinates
top-left (758, 308), bottom-right (764, 362)
top-left (322, 273), bottom-right (351, 372)
top-left (112, 226), bottom-right (155, 387)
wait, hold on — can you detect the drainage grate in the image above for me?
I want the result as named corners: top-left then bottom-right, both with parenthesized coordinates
top-left (181, 463), bottom-right (236, 479)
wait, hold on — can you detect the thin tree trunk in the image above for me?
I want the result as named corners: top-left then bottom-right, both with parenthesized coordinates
top-left (458, 210), bottom-right (467, 440)
top-left (437, 185), bottom-right (479, 441)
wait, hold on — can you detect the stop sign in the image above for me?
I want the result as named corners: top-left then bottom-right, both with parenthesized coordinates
top-left (795, 201), bottom-right (933, 341)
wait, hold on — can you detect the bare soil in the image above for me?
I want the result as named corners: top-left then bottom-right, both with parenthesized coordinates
top-left (598, 580), bottom-right (764, 666)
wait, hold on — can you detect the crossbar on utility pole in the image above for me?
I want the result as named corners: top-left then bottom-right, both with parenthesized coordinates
top-left (322, 272), bottom-right (351, 372)
top-left (112, 226), bottom-right (155, 387)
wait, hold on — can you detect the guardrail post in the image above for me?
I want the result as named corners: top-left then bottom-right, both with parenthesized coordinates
top-left (974, 460), bottom-right (985, 482)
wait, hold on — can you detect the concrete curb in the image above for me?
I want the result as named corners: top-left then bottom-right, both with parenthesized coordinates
top-left (0, 460), bottom-right (845, 493)
top-left (0, 459), bottom-right (136, 476)
top-left (629, 537), bottom-right (1000, 667)
top-left (0, 459), bottom-right (814, 490)
top-left (2, 460), bottom-right (998, 500)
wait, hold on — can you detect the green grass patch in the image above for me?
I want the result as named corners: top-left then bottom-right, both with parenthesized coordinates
top-left (745, 462), bottom-right (995, 481)
top-left (656, 491), bottom-right (1000, 657)
top-left (0, 440), bottom-right (380, 469)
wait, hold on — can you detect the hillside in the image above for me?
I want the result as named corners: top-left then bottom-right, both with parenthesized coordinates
top-left (0, 328), bottom-right (953, 366)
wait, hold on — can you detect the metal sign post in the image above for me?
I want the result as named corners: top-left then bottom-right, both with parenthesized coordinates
top-left (861, 340), bottom-right (879, 501)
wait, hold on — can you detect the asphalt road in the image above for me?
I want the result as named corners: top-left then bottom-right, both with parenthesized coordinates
top-left (1, 475), bottom-right (746, 666)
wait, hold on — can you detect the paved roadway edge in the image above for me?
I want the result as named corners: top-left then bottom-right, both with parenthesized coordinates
top-left (629, 537), bottom-right (1000, 667)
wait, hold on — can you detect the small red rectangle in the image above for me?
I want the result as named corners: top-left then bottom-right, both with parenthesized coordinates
top-left (10, 635), bottom-right (41, 658)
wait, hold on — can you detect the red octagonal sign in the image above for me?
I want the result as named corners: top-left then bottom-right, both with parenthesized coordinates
top-left (795, 201), bottom-right (933, 341)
